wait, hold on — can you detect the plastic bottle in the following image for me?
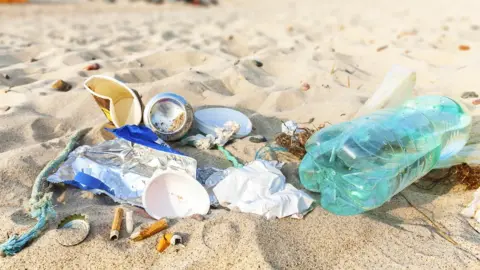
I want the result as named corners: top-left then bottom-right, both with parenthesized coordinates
top-left (299, 96), bottom-right (472, 215)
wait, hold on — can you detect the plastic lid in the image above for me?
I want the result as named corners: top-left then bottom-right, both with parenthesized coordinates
top-left (142, 170), bottom-right (210, 220)
top-left (194, 108), bottom-right (252, 138)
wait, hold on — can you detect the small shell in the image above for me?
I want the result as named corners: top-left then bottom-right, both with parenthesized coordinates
top-left (55, 214), bottom-right (90, 247)
top-left (84, 63), bottom-right (100, 71)
top-left (300, 82), bottom-right (310, 91)
top-left (51, 80), bottom-right (72, 92)
top-left (252, 60), bottom-right (263, 67)
top-left (459, 45), bottom-right (471, 51)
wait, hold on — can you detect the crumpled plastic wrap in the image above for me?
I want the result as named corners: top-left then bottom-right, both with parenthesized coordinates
top-left (197, 167), bottom-right (228, 206)
top-left (47, 138), bottom-right (197, 206)
top-left (211, 160), bottom-right (314, 219)
top-left (182, 121), bottom-right (240, 150)
top-left (197, 161), bottom-right (286, 207)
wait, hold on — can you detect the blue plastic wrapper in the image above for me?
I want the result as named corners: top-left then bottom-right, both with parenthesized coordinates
top-left (47, 125), bottom-right (197, 207)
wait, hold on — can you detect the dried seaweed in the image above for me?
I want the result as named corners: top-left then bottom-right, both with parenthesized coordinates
top-left (450, 163), bottom-right (480, 190)
top-left (274, 123), bottom-right (327, 159)
top-left (415, 163), bottom-right (480, 191)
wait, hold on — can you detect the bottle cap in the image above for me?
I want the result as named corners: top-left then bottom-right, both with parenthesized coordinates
top-left (55, 214), bottom-right (90, 247)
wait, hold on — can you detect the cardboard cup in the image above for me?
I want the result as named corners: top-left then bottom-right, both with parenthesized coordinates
top-left (84, 75), bottom-right (142, 128)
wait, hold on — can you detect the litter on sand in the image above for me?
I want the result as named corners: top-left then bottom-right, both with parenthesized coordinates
top-left (84, 75), bottom-right (143, 128)
top-left (4, 65), bottom-right (480, 258)
top-left (144, 92), bottom-right (194, 142)
top-left (130, 219), bottom-right (169, 241)
top-left (212, 160), bottom-right (314, 219)
top-left (181, 121), bottom-right (240, 150)
top-left (55, 214), bottom-right (90, 247)
top-left (47, 125), bottom-right (197, 206)
top-left (194, 107), bottom-right (252, 138)
top-left (143, 170), bottom-right (210, 219)
top-left (156, 232), bottom-right (183, 253)
top-left (110, 207), bottom-right (124, 240)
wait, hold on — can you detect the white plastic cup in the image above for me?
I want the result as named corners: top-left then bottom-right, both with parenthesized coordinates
top-left (142, 170), bottom-right (210, 220)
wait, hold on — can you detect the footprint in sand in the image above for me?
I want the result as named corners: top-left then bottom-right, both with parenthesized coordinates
top-left (202, 219), bottom-right (240, 252)
top-left (30, 118), bottom-right (73, 142)
top-left (235, 61), bottom-right (275, 88)
top-left (113, 68), bottom-right (171, 84)
top-left (10, 209), bottom-right (36, 226)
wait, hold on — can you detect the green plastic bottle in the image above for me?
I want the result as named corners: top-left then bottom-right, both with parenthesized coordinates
top-left (299, 96), bottom-right (472, 215)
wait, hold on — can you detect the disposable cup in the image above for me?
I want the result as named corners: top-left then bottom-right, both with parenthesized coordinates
top-left (84, 75), bottom-right (142, 128)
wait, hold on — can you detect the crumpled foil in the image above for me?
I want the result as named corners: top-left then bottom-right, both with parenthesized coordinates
top-left (47, 138), bottom-right (197, 206)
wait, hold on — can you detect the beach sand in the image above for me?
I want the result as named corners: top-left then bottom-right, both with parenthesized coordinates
top-left (1, 0), bottom-right (480, 268)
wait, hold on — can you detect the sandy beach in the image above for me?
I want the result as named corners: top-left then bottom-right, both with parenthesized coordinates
top-left (1, 0), bottom-right (480, 268)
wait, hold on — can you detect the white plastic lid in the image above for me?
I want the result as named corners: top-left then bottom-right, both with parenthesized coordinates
top-left (194, 108), bottom-right (252, 138)
top-left (142, 170), bottom-right (210, 220)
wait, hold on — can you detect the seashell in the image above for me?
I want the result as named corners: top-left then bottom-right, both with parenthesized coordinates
top-left (51, 80), bottom-right (72, 92)
top-left (459, 45), bottom-right (470, 51)
top-left (252, 60), bottom-right (263, 67)
top-left (300, 82), bottom-right (310, 91)
top-left (55, 214), bottom-right (90, 247)
top-left (84, 63), bottom-right (100, 71)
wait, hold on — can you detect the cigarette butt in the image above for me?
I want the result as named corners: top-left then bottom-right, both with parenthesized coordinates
top-left (110, 207), bottom-right (124, 240)
top-left (170, 233), bottom-right (182, 246)
top-left (156, 233), bottom-right (173, 253)
top-left (125, 210), bottom-right (133, 234)
top-left (130, 218), bottom-right (168, 241)
top-left (164, 233), bottom-right (173, 243)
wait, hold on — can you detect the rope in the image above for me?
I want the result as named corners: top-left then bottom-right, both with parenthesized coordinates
top-left (217, 145), bottom-right (242, 168)
top-left (0, 128), bottom-right (89, 256)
